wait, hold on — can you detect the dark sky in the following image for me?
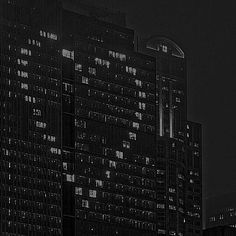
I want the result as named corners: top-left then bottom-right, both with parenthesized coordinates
top-left (66, 0), bottom-right (236, 200)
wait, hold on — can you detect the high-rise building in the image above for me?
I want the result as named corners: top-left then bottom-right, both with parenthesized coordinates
top-left (0, 0), bottom-right (202, 235)
top-left (185, 121), bottom-right (202, 235)
top-left (61, 9), bottom-right (157, 236)
top-left (141, 37), bottom-right (202, 236)
top-left (0, 0), bottom-right (62, 235)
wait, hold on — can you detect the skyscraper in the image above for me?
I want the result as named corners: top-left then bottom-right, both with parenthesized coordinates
top-left (141, 37), bottom-right (202, 235)
top-left (0, 0), bottom-right (202, 235)
top-left (0, 0), bottom-right (62, 235)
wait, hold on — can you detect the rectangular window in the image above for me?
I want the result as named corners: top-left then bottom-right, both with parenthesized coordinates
top-left (17, 59), bottom-right (28, 66)
top-left (129, 132), bottom-right (137, 140)
top-left (123, 141), bottom-right (130, 149)
top-left (82, 200), bottom-right (89, 208)
top-left (75, 63), bottom-right (82, 72)
top-left (135, 112), bottom-right (142, 120)
top-left (116, 151), bottom-right (123, 159)
top-left (126, 66), bottom-right (136, 75)
top-left (75, 187), bottom-right (83, 196)
top-left (62, 49), bottom-right (74, 60)
top-left (88, 67), bottom-right (96, 75)
top-left (21, 83), bottom-right (28, 90)
top-left (82, 76), bottom-right (89, 84)
top-left (132, 122), bottom-right (140, 130)
top-left (95, 180), bottom-right (103, 187)
top-left (66, 174), bottom-right (75, 182)
top-left (20, 48), bottom-right (31, 56)
top-left (89, 190), bottom-right (97, 198)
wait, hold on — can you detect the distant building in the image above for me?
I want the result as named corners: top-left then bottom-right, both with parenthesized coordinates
top-left (203, 226), bottom-right (236, 236)
top-left (0, 0), bottom-right (202, 235)
top-left (206, 192), bottom-right (236, 228)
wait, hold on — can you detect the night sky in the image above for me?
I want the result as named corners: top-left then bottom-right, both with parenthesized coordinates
top-left (66, 0), bottom-right (236, 205)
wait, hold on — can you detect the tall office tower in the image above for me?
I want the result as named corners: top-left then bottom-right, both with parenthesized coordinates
top-left (0, 1), bottom-right (202, 236)
top-left (61, 10), bottom-right (157, 236)
top-left (0, 0), bottom-right (62, 235)
top-left (142, 37), bottom-right (187, 236)
top-left (141, 37), bottom-right (202, 236)
top-left (186, 121), bottom-right (202, 235)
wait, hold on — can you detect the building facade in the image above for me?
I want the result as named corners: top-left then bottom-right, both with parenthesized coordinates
top-left (0, 0), bottom-right (62, 235)
top-left (0, 0), bottom-right (202, 235)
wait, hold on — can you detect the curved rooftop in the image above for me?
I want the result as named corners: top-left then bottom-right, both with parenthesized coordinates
top-left (146, 36), bottom-right (185, 59)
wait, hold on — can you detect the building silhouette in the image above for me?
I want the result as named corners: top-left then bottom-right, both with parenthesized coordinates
top-left (0, 0), bottom-right (202, 235)
top-left (206, 192), bottom-right (236, 229)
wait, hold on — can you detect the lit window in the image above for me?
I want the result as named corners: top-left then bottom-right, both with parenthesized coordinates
top-left (33, 109), bottom-right (41, 116)
top-left (75, 187), bottom-right (83, 196)
top-left (126, 66), bottom-right (136, 75)
top-left (119, 53), bottom-right (126, 61)
top-left (138, 91), bottom-right (146, 98)
top-left (63, 82), bottom-right (73, 93)
top-left (109, 160), bottom-right (116, 168)
top-left (169, 188), bottom-right (176, 193)
top-left (50, 147), bottom-right (61, 155)
top-left (129, 132), bottom-right (136, 140)
top-left (123, 141), bottom-right (130, 149)
top-left (47, 32), bottom-right (58, 40)
top-left (18, 70), bottom-right (28, 78)
top-left (82, 76), bottom-right (89, 84)
top-left (162, 45), bottom-right (168, 53)
top-left (21, 83), bottom-right (28, 90)
top-left (135, 112), bottom-right (142, 120)
top-left (63, 162), bottom-right (67, 170)
top-left (75, 63), bottom-right (82, 72)
top-left (105, 170), bottom-right (111, 178)
top-left (132, 122), bottom-right (139, 130)
top-left (89, 190), bottom-right (97, 198)
top-left (66, 174), bottom-right (75, 182)
top-left (62, 49), bottom-right (74, 60)
top-left (109, 50), bottom-right (116, 58)
top-left (28, 39), bottom-right (41, 47)
top-left (135, 79), bottom-right (142, 87)
top-left (95, 180), bottom-right (103, 187)
top-left (157, 204), bottom-right (165, 209)
top-left (139, 102), bottom-right (146, 110)
top-left (36, 121), bottom-right (46, 129)
top-left (82, 200), bottom-right (89, 208)
top-left (20, 48), bottom-right (31, 56)
top-left (176, 97), bottom-right (181, 103)
top-left (47, 135), bottom-right (56, 142)
top-left (17, 59), bottom-right (28, 66)
top-left (169, 205), bottom-right (176, 210)
top-left (115, 151), bottom-right (123, 159)
top-left (158, 229), bottom-right (166, 234)
top-left (88, 67), bottom-right (96, 75)
top-left (108, 50), bottom-right (126, 61)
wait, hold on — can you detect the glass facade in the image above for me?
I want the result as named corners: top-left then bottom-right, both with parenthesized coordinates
top-left (61, 10), bottom-right (157, 236)
top-left (0, 1), bottom-right (202, 236)
top-left (0, 0), bottom-right (62, 235)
